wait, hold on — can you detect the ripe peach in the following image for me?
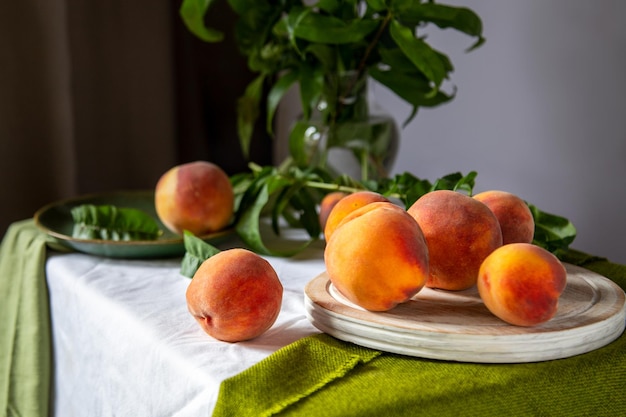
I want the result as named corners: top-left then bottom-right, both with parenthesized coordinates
top-left (186, 248), bottom-right (283, 342)
top-left (473, 190), bottom-right (535, 245)
top-left (407, 190), bottom-right (502, 291)
top-left (155, 161), bottom-right (234, 236)
top-left (318, 191), bottom-right (348, 231)
top-left (324, 202), bottom-right (429, 311)
top-left (323, 190), bottom-right (389, 241)
top-left (477, 243), bottom-right (567, 326)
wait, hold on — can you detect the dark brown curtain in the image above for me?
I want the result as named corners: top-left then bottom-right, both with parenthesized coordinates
top-left (0, 1), bottom-right (272, 237)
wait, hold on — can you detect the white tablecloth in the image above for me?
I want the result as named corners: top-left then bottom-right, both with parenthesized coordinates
top-left (46, 241), bottom-right (325, 416)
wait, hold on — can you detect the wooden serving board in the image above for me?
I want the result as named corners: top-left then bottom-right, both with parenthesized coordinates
top-left (304, 263), bottom-right (625, 363)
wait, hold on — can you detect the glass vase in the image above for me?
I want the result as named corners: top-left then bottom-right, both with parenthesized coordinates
top-left (288, 70), bottom-right (399, 182)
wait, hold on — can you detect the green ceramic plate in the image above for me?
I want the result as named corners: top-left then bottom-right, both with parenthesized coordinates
top-left (34, 191), bottom-right (233, 259)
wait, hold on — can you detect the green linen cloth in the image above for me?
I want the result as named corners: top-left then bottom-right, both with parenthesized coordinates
top-left (0, 220), bottom-right (67, 417)
top-left (213, 250), bottom-right (626, 417)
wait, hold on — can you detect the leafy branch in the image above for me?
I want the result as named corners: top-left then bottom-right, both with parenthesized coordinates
top-left (180, 0), bottom-right (485, 158)
top-left (228, 162), bottom-right (576, 257)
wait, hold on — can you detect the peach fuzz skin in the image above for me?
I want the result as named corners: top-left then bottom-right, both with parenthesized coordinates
top-left (186, 248), bottom-right (283, 342)
top-left (319, 191), bottom-right (348, 231)
top-left (323, 191), bottom-right (389, 241)
top-left (407, 190), bottom-right (503, 291)
top-left (155, 161), bottom-right (234, 236)
top-left (324, 202), bottom-right (429, 311)
top-left (473, 190), bottom-right (535, 245)
top-left (477, 243), bottom-right (567, 327)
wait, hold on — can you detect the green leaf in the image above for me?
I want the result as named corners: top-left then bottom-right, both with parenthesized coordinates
top-left (377, 172), bottom-right (433, 207)
top-left (237, 74), bottom-right (265, 158)
top-left (298, 65), bottom-right (324, 121)
top-left (235, 182), bottom-right (314, 256)
top-left (304, 44), bottom-right (337, 72)
top-left (266, 70), bottom-right (299, 136)
top-left (179, 0), bottom-right (224, 42)
top-left (70, 204), bottom-right (162, 241)
top-left (289, 187), bottom-right (322, 238)
top-left (288, 121), bottom-right (317, 167)
top-left (318, 0), bottom-right (341, 14)
top-left (389, 19), bottom-right (448, 87)
top-left (289, 10), bottom-right (379, 44)
top-left (369, 65), bottom-right (454, 126)
top-left (377, 171), bottom-right (476, 207)
top-left (392, 2), bottom-right (485, 50)
top-left (431, 171), bottom-right (477, 194)
top-left (180, 231), bottom-right (221, 278)
top-left (365, 0), bottom-right (387, 13)
top-left (529, 204), bottom-right (577, 254)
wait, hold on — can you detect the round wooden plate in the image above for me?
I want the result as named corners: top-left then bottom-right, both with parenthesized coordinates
top-left (304, 263), bottom-right (625, 363)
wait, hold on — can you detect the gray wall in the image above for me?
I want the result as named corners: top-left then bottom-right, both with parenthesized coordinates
top-left (379, 0), bottom-right (626, 264)
top-left (275, 1), bottom-right (626, 263)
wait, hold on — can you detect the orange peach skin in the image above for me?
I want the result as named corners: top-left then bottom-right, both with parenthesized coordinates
top-left (323, 191), bottom-right (389, 241)
top-left (477, 243), bottom-right (567, 326)
top-left (319, 191), bottom-right (348, 231)
top-left (155, 161), bottom-right (234, 236)
top-left (324, 202), bottom-right (429, 311)
top-left (473, 190), bottom-right (535, 245)
top-left (408, 190), bottom-right (503, 291)
top-left (186, 248), bottom-right (283, 342)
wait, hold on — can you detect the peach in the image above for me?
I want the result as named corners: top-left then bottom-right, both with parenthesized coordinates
top-left (155, 161), bottom-right (234, 235)
top-left (318, 191), bottom-right (348, 231)
top-left (323, 190), bottom-right (389, 241)
top-left (324, 201), bottom-right (429, 311)
top-left (186, 248), bottom-right (283, 342)
top-left (473, 190), bottom-right (535, 245)
top-left (477, 243), bottom-right (567, 326)
top-left (407, 190), bottom-right (502, 291)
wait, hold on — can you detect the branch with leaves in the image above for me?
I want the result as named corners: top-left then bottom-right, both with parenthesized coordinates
top-left (228, 161), bottom-right (576, 258)
top-left (180, 0), bottom-right (485, 157)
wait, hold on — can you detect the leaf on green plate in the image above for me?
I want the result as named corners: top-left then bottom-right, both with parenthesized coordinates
top-left (70, 204), bottom-right (162, 241)
top-left (180, 231), bottom-right (221, 278)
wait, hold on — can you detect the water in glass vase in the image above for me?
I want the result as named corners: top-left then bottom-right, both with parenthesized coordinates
top-left (289, 114), bottom-right (399, 181)
top-left (288, 71), bottom-right (399, 182)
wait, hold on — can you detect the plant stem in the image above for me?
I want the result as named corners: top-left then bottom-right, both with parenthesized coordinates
top-left (302, 179), bottom-right (403, 201)
top-left (332, 12), bottom-right (394, 126)
top-left (356, 12), bottom-right (393, 77)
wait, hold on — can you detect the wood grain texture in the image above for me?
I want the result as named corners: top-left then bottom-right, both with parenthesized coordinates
top-left (304, 263), bottom-right (625, 363)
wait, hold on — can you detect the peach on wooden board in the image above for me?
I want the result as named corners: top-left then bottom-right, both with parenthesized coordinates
top-left (324, 201), bottom-right (429, 311)
top-left (473, 190), bottom-right (535, 245)
top-left (407, 190), bottom-right (503, 291)
top-left (319, 191), bottom-right (348, 231)
top-left (186, 248), bottom-right (283, 342)
top-left (155, 161), bottom-right (234, 236)
top-left (477, 243), bottom-right (567, 326)
top-left (323, 190), bottom-right (389, 241)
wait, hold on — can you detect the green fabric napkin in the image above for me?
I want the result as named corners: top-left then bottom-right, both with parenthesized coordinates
top-left (0, 220), bottom-right (67, 417)
top-left (213, 251), bottom-right (626, 417)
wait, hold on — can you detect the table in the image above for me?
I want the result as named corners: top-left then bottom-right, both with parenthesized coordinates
top-left (45, 241), bottom-right (326, 416)
top-left (29, 229), bottom-right (624, 416)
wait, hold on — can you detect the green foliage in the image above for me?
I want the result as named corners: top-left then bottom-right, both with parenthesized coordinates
top-left (228, 163), bottom-right (577, 258)
top-left (528, 204), bottom-right (578, 256)
top-left (179, 0), bottom-right (485, 157)
top-left (70, 204), bottom-right (162, 241)
top-left (180, 231), bottom-right (222, 278)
